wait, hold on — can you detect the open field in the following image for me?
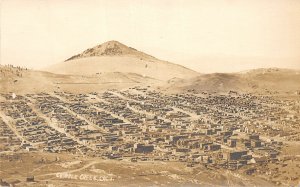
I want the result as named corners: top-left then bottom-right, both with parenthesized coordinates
top-left (0, 152), bottom-right (278, 187)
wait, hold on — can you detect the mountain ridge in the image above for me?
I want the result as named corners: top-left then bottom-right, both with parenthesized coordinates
top-left (164, 68), bottom-right (300, 93)
top-left (65, 40), bottom-right (157, 61)
top-left (46, 41), bottom-right (200, 81)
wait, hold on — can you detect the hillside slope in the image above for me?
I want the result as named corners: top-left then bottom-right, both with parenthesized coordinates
top-left (46, 41), bottom-right (199, 81)
top-left (0, 65), bottom-right (159, 93)
top-left (164, 68), bottom-right (300, 93)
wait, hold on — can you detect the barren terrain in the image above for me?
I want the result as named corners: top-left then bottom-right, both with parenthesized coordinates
top-left (1, 41), bottom-right (300, 187)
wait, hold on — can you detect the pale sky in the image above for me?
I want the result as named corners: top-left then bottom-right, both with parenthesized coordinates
top-left (1, 0), bottom-right (300, 73)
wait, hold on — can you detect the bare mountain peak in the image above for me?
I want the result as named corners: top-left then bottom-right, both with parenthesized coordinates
top-left (65, 40), bottom-right (154, 61)
top-left (102, 40), bottom-right (126, 46)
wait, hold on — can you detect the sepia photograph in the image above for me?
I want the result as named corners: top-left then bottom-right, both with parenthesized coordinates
top-left (0, 0), bottom-right (300, 186)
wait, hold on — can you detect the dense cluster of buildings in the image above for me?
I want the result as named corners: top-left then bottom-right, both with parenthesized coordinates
top-left (0, 88), bottom-right (299, 172)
